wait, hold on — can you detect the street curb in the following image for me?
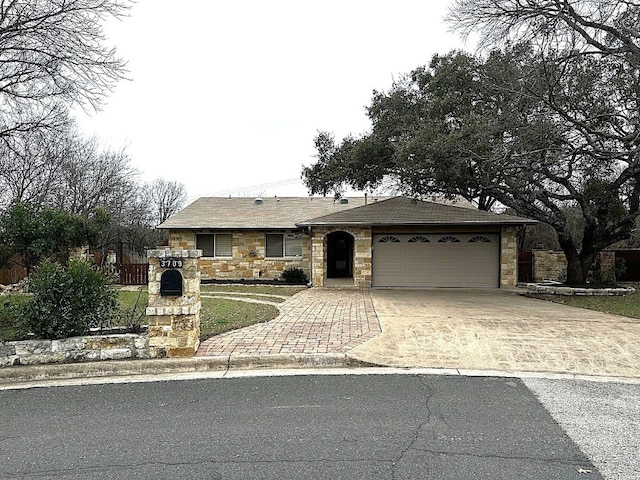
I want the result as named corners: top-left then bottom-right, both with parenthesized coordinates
top-left (0, 354), bottom-right (376, 385)
top-left (2, 355), bottom-right (639, 388)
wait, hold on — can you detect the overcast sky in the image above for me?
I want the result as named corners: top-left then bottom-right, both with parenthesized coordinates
top-left (77, 0), bottom-right (471, 201)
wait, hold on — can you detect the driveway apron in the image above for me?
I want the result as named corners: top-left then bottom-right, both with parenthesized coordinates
top-left (349, 288), bottom-right (640, 378)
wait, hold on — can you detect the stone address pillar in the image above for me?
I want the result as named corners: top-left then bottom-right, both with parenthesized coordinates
top-left (146, 249), bottom-right (202, 358)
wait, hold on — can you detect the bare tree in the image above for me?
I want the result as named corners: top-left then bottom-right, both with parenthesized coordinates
top-left (144, 178), bottom-right (188, 226)
top-left (447, 0), bottom-right (640, 61)
top-left (52, 136), bottom-right (138, 217)
top-left (0, 117), bottom-right (73, 207)
top-left (0, 0), bottom-right (132, 142)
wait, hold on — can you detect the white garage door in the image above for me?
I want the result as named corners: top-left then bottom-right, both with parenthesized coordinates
top-left (372, 233), bottom-right (500, 287)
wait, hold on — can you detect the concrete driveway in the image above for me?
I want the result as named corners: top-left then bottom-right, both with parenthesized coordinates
top-left (348, 289), bottom-right (640, 378)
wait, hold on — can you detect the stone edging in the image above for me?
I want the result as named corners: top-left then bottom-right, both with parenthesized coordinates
top-left (0, 333), bottom-right (150, 367)
top-left (523, 283), bottom-right (635, 296)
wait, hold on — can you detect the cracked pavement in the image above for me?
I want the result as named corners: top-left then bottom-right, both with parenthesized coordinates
top-left (0, 374), bottom-right (612, 479)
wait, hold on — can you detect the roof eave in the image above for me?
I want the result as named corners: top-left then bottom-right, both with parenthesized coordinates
top-left (297, 220), bottom-right (538, 227)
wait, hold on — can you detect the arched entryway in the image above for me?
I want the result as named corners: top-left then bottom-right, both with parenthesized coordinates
top-left (326, 231), bottom-right (354, 279)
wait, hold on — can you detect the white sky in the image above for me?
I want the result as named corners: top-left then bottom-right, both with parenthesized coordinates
top-left (77, 0), bottom-right (471, 201)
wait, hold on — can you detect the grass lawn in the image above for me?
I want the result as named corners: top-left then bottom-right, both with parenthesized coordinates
top-left (535, 283), bottom-right (640, 318)
top-left (0, 285), bottom-right (298, 342)
top-left (199, 298), bottom-right (278, 340)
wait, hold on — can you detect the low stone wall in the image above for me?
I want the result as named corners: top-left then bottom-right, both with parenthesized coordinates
top-left (524, 284), bottom-right (635, 296)
top-left (0, 333), bottom-right (149, 367)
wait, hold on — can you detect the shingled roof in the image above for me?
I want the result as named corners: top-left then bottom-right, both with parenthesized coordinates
top-left (158, 196), bottom-right (379, 230)
top-left (297, 196), bottom-right (536, 226)
top-left (159, 196), bottom-right (535, 230)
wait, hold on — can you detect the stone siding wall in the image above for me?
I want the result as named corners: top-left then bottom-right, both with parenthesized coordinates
top-left (532, 250), bottom-right (568, 282)
top-left (0, 334), bottom-right (149, 367)
top-left (169, 230), bottom-right (311, 281)
top-left (500, 226), bottom-right (519, 287)
top-left (310, 227), bottom-right (372, 287)
top-left (532, 250), bottom-right (618, 283)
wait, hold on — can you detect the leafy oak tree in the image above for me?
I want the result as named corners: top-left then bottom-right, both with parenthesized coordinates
top-left (303, 2), bottom-right (640, 285)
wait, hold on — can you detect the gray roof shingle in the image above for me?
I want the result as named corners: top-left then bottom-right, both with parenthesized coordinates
top-left (160, 196), bottom-right (535, 229)
top-left (297, 196), bottom-right (536, 226)
top-left (158, 196), bottom-right (377, 229)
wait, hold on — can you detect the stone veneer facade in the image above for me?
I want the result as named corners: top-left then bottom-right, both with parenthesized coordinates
top-left (146, 249), bottom-right (201, 358)
top-left (310, 227), bottom-right (372, 287)
top-left (168, 226), bottom-right (520, 288)
top-left (531, 249), bottom-right (616, 283)
top-left (500, 226), bottom-right (518, 288)
top-left (169, 230), bottom-right (311, 281)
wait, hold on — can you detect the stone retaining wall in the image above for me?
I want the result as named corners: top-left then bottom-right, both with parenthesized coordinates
top-left (525, 284), bottom-right (635, 296)
top-left (0, 333), bottom-right (149, 367)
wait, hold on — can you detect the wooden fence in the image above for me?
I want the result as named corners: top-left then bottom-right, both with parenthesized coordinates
top-left (0, 261), bottom-right (27, 285)
top-left (518, 251), bottom-right (533, 283)
top-left (0, 262), bottom-right (149, 286)
top-left (116, 263), bottom-right (148, 285)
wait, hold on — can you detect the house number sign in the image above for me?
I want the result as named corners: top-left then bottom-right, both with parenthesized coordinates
top-left (160, 257), bottom-right (183, 268)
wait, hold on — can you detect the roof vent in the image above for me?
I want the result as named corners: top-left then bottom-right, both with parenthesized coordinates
top-left (339, 198), bottom-right (349, 205)
top-left (254, 197), bottom-right (263, 205)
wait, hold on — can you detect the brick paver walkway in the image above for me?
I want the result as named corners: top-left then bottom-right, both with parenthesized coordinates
top-left (196, 288), bottom-right (381, 357)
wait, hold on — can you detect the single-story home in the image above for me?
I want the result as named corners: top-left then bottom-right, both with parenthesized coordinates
top-left (159, 196), bottom-right (536, 288)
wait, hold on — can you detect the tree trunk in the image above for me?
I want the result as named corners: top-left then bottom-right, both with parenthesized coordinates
top-left (558, 236), bottom-right (600, 286)
top-left (558, 237), bottom-right (590, 285)
top-left (564, 253), bottom-right (588, 285)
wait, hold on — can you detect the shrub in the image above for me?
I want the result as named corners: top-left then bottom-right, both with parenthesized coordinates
top-left (21, 259), bottom-right (118, 339)
top-left (281, 267), bottom-right (308, 284)
top-left (0, 295), bottom-right (31, 341)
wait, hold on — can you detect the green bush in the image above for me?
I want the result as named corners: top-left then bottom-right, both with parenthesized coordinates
top-left (0, 295), bottom-right (31, 341)
top-left (281, 267), bottom-right (308, 284)
top-left (21, 260), bottom-right (118, 339)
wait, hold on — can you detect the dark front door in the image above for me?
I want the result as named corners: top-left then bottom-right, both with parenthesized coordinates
top-left (327, 231), bottom-right (354, 278)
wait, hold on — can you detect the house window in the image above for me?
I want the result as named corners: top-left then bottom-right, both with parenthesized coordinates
top-left (266, 232), bottom-right (302, 257)
top-left (408, 236), bottom-right (430, 243)
top-left (196, 233), bottom-right (232, 257)
top-left (378, 236), bottom-right (401, 242)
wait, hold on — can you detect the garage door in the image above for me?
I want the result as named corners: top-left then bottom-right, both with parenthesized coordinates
top-left (372, 233), bottom-right (499, 287)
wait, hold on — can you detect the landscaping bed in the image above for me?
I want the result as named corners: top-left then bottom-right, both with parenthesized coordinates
top-left (1, 285), bottom-right (302, 343)
top-left (527, 283), bottom-right (640, 318)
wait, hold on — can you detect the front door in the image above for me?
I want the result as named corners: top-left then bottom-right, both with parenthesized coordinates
top-left (327, 231), bottom-right (354, 278)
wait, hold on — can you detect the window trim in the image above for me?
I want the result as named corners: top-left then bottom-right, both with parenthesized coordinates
top-left (196, 233), bottom-right (233, 258)
top-left (265, 231), bottom-right (303, 258)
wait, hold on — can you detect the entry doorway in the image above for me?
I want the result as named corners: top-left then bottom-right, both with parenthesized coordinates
top-left (327, 231), bottom-right (354, 278)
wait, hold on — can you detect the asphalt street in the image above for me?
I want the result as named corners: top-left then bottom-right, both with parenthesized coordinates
top-left (1, 373), bottom-right (629, 480)
top-left (524, 378), bottom-right (640, 480)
